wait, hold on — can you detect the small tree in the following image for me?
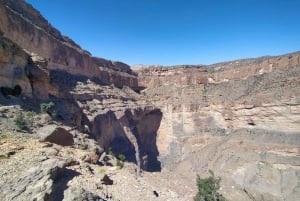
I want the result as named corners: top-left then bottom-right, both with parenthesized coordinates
top-left (194, 170), bottom-right (226, 201)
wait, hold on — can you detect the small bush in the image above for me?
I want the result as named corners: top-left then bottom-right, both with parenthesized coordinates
top-left (40, 102), bottom-right (55, 116)
top-left (25, 111), bottom-right (36, 120)
top-left (14, 113), bottom-right (28, 131)
top-left (194, 170), bottom-right (226, 201)
top-left (117, 153), bottom-right (126, 162)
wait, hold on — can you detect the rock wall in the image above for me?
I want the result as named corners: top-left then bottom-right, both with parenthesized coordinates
top-left (136, 52), bottom-right (300, 88)
top-left (0, 35), bottom-right (50, 99)
top-left (135, 52), bottom-right (300, 200)
top-left (0, 0), bottom-right (137, 88)
top-left (1, 0), bottom-right (299, 200)
top-left (70, 80), bottom-right (162, 171)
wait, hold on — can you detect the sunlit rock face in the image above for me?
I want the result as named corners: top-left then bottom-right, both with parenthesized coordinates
top-left (1, 0), bottom-right (300, 200)
top-left (135, 52), bottom-right (300, 201)
top-left (0, 0), bottom-right (137, 89)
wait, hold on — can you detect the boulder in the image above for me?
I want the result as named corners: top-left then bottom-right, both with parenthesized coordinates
top-left (38, 125), bottom-right (74, 146)
top-left (63, 187), bottom-right (105, 201)
top-left (101, 174), bottom-right (114, 185)
top-left (0, 158), bottom-right (66, 201)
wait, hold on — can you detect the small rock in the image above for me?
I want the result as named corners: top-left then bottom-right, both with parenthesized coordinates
top-left (101, 174), bottom-right (113, 185)
top-left (65, 157), bottom-right (79, 167)
top-left (42, 147), bottom-right (58, 156)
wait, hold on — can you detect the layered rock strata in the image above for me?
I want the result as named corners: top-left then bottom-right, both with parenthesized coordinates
top-left (0, 0), bottom-right (299, 200)
top-left (135, 52), bottom-right (300, 200)
top-left (0, 0), bottom-right (137, 89)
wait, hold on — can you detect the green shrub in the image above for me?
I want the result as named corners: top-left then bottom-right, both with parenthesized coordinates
top-left (14, 113), bottom-right (28, 131)
top-left (117, 153), bottom-right (126, 162)
top-left (194, 170), bottom-right (226, 201)
top-left (40, 102), bottom-right (55, 116)
top-left (25, 111), bottom-right (35, 120)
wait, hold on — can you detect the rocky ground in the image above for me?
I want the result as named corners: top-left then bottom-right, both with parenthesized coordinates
top-left (0, 103), bottom-right (185, 201)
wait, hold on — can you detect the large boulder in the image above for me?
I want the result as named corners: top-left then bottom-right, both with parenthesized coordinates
top-left (38, 125), bottom-right (74, 146)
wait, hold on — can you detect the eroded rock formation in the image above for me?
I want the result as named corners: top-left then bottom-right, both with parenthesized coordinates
top-left (0, 35), bottom-right (50, 99)
top-left (0, 0), bottom-right (162, 173)
top-left (0, 0), bottom-right (137, 90)
top-left (0, 0), bottom-right (299, 200)
top-left (135, 52), bottom-right (300, 200)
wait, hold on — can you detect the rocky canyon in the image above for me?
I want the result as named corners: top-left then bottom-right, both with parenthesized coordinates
top-left (0, 0), bottom-right (299, 201)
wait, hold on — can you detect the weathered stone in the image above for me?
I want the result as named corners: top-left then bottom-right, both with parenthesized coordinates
top-left (82, 151), bottom-right (100, 164)
top-left (0, 158), bottom-right (66, 201)
top-left (63, 187), bottom-right (105, 201)
top-left (0, 0), bottom-right (138, 88)
top-left (38, 125), bottom-right (74, 146)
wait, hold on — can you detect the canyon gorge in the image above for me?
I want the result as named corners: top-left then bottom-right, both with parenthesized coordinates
top-left (0, 0), bottom-right (299, 200)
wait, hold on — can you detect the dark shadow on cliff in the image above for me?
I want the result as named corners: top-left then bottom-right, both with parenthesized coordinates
top-left (125, 109), bottom-right (162, 172)
top-left (49, 168), bottom-right (81, 201)
top-left (92, 111), bottom-right (137, 164)
top-left (92, 108), bottom-right (163, 172)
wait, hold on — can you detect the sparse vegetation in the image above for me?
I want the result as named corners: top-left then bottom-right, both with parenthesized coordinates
top-left (0, 133), bottom-right (12, 139)
top-left (194, 170), bottom-right (227, 201)
top-left (13, 111), bottom-right (36, 131)
top-left (98, 168), bottom-right (106, 174)
top-left (0, 154), bottom-right (9, 159)
top-left (14, 113), bottom-right (28, 131)
top-left (40, 102), bottom-right (56, 116)
top-left (111, 153), bottom-right (126, 169)
top-left (25, 111), bottom-right (36, 120)
top-left (115, 163), bottom-right (123, 170)
top-left (117, 153), bottom-right (126, 162)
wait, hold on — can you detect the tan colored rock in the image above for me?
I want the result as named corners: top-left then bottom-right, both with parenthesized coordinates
top-left (0, 0), bottom-right (138, 88)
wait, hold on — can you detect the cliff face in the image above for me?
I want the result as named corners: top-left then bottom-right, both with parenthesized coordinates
top-left (0, 0), bottom-right (137, 90)
top-left (1, 0), bottom-right (300, 200)
top-left (135, 52), bottom-right (300, 200)
top-left (0, 0), bottom-right (161, 173)
top-left (0, 34), bottom-right (50, 99)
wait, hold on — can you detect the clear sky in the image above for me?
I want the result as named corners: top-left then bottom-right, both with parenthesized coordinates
top-left (26, 0), bottom-right (300, 66)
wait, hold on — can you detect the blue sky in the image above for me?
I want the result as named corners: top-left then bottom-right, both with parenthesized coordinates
top-left (26, 0), bottom-right (300, 66)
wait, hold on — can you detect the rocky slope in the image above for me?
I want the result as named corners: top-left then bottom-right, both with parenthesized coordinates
top-left (0, 0), bottom-right (299, 201)
top-left (135, 52), bottom-right (300, 200)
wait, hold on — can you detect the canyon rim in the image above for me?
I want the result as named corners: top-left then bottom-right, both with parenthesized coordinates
top-left (0, 0), bottom-right (299, 201)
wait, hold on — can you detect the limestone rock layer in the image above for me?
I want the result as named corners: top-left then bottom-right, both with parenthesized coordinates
top-left (0, 0), bottom-right (299, 200)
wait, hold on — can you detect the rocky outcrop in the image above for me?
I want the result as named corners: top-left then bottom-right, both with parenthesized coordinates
top-left (0, 35), bottom-right (50, 99)
top-left (135, 52), bottom-right (300, 200)
top-left (0, 0), bottom-right (299, 200)
top-left (0, 158), bottom-right (66, 201)
top-left (136, 52), bottom-right (300, 88)
top-left (0, 0), bottom-right (137, 88)
top-left (71, 80), bottom-right (162, 171)
top-left (0, 1), bottom-right (162, 173)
